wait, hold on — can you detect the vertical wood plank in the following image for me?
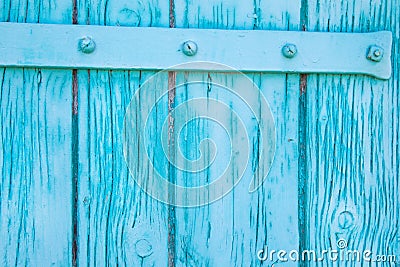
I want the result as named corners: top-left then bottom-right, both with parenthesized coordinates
top-left (0, 69), bottom-right (73, 266)
top-left (305, 0), bottom-right (400, 265)
top-left (76, 1), bottom-right (171, 266)
top-left (78, 70), bottom-right (171, 266)
top-left (0, 0), bottom-right (71, 23)
top-left (0, 2), bottom-right (73, 266)
top-left (173, 1), bottom-right (301, 266)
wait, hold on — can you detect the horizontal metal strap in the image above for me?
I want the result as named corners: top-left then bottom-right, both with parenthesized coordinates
top-left (0, 23), bottom-right (392, 79)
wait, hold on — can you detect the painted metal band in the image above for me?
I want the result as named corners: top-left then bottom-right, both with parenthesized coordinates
top-left (0, 23), bottom-right (392, 79)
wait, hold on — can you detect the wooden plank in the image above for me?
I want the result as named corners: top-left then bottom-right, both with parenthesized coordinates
top-left (174, 0), bottom-right (252, 29)
top-left (0, 1), bottom-right (73, 266)
top-left (0, 0), bottom-right (71, 23)
top-left (305, 0), bottom-right (400, 265)
top-left (0, 23), bottom-right (392, 79)
top-left (173, 0), bottom-right (301, 266)
top-left (75, 0), bottom-right (171, 266)
top-left (0, 69), bottom-right (73, 266)
top-left (76, 0), bottom-right (168, 27)
top-left (77, 70), bottom-right (172, 266)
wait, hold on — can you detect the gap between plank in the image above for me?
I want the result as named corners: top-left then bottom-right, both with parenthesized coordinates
top-left (299, 0), bottom-right (309, 266)
top-left (167, 0), bottom-right (177, 266)
top-left (72, 0), bottom-right (79, 265)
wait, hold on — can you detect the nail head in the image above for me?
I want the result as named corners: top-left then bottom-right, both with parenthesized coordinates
top-left (182, 40), bottom-right (198, 56)
top-left (282, 43), bottom-right (297, 58)
top-left (79, 36), bottom-right (96, 54)
top-left (367, 45), bottom-right (384, 62)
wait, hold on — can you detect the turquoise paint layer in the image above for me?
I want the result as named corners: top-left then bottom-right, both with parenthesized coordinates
top-left (305, 0), bottom-right (400, 266)
top-left (0, 0), bottom-right (73, 266)
top-left (0, 23), bottom-right (393, 79)
top-left (0, 0), bottom-right (398, 266)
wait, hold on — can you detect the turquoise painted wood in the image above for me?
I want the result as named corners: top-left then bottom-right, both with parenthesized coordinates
top-left (0, 1), bottom-right (73, 267)
top-left (74, 0), bottom-right (300, 266)
top-left (172, 1), bottom-right (300, 266)
top-left (0, 0), bottom-right (399, 267)
top-left (303, 0), bottom-right (400, 266)
top-left (75, 1), bottom-right (170, 266)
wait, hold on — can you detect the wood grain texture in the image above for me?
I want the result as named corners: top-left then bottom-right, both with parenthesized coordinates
top-left (0, 1), bottom-right (73, 266)
top-left (1, 1), bottom-right (397, 267)
top-left (305, 0), bottom-right (400, 266)
top-left (77, 0), bottom-right (302, 266)
top-left (171, 72), bottom-right (300, 266)
top-left (173, 0), bottom-right (301, 266)
top-left (75, 0), bottom-right (170, 266)
top-left (0, 68), bottom-right (73, 266)
top-left (77, 70), bottom-right (172, 266)
top-left (77, 0), bottom-right (168, 26)
top-left (0, 0), bottom-right (71, 23)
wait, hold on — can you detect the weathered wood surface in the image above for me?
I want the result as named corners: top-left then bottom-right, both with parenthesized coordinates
top-left (0, 0), bottom-right (399, 266)
top-left (76, 0), bottom-right (301, 266)
top-left (304, 0), bottom-right (400, 266)
top-left (172, 1), bottom-right (300, 266)
top-left (77, 70), bottom-right (172, 266)
top-left (0, 1), bottom-right (73, 266)
top-left (75, 1), bottom-right (171, 266)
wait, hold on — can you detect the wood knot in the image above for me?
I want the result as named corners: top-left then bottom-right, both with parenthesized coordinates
top-left (135, 239), bottom-right (153, 258)
top-left (338, 211), bottom-right (355, 229)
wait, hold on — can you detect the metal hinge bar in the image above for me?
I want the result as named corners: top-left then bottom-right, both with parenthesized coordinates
top-left (0, 23), bottom-right (392, 79)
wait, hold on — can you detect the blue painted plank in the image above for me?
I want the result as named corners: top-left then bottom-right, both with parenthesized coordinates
top-left (0, 0), bottom-right (71, 23)
top-left (75, 0), bottom-right (171, 266)
top-left (304, 0), bottom-right (400, 266)
top-left (173, 0), bottom-right (301, 266)
top-left (0, 68), bottom-right (73, 266)
top-left (77, 70), bottom-right (171, 266)
top-left (0, 1), bottom-right (73, 266)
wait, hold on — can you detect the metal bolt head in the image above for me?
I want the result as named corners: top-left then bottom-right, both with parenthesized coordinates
top-left (367, 45), bottom-right (384, 62)
top-left (282, 43), bottom-right (297, 58)
top-left (78, 36), bottom-right (96, 54)
top-left (182, 40), bottom-right (198, 56)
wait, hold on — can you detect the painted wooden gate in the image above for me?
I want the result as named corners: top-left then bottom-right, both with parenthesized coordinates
top-left (0, 0), bottom-right (399, 266)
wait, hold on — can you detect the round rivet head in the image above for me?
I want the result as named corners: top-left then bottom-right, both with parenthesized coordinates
top-left (367, 45), bottom-right (384, 62)
top-left (78, 36), bottom-right (96, 54)
top-left (182, 40), bottom-right (198, 56)
top-left (135, 239), bottom-right (153, 258)
top-left (282, 43), bottom-right (297, 58)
